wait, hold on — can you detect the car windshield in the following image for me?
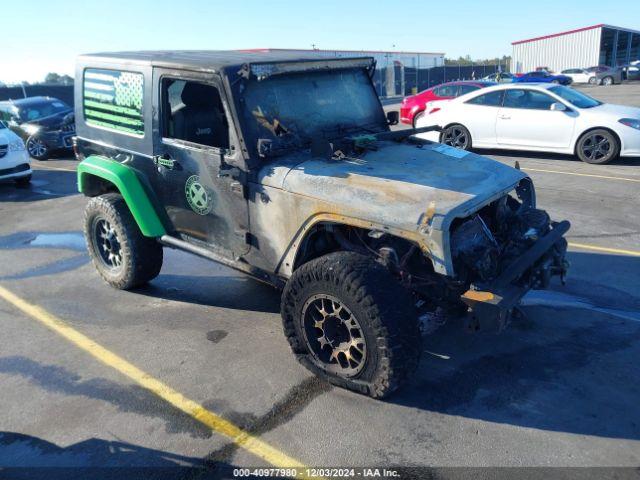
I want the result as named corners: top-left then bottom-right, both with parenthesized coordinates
top-left (549, 86), bottom-right (601, 108)
top-left (17, 100), bottom-right (71, 122)
top-left (240, 68), bottom-right (387, 150)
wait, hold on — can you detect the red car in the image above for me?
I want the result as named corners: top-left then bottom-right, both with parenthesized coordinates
top-left (400, 80), bottom-right (496, 127)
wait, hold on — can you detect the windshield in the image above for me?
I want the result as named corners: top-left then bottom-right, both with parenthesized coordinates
top-left (18, 100), bottom-right (71, 122)
top-left (549, 86), bottom-right (601, 108)
top-left (240, 68), bottom-right (387, 150)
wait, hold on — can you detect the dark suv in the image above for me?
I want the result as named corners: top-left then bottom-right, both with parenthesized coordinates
top-left (0, 96), bottom-right (75, 160)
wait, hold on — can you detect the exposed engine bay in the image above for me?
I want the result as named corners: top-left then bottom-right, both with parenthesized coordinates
top-left (450, 192), bottom-right (568, 290)
top-left (294, 182), bottom-right (569, 333)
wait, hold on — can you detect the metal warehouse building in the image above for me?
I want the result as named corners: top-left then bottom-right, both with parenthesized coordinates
top-left (511, 24), bottom-right (640, 73)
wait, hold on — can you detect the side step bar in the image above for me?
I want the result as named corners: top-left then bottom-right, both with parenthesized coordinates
top-left (159, 235), bottom-right (284, 288)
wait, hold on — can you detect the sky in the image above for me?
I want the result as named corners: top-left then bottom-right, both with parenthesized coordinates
top-left (0, 0), bottom-right (636, 84)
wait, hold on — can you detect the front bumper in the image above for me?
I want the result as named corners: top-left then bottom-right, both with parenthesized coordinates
top-left (40, 129), bottom-right (75, 149)
top-left (460, 220), bottom-right (570, 330)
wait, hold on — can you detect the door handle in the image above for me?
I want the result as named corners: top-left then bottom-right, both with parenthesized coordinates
top-left (498, 114), bottom-right (511, 120)
top-left (153, 154), bottom-right (178, 170)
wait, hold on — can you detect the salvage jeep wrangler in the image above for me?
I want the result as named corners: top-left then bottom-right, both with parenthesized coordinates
top-left (74, 51), bottom-right (570, 398)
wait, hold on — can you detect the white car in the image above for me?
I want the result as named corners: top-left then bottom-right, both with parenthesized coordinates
top-left (416, 83), bottom-right (640, 164)
top-left (560, 68), bottom-right (597, 84)
top-left (0, 121), bottom-right (31, 185)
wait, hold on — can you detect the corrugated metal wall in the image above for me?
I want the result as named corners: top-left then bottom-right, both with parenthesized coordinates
top-left (511, 27), bottom-right (602, 73)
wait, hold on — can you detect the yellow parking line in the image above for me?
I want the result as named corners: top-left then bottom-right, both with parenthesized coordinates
top-left (568, 242), bottom-right (640, 257)
top-left (0, 285), bottom-right (307, 471)
top-left (523, 167), bottom-right (640, 183)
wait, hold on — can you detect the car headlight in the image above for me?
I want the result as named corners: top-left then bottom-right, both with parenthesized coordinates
top-left (8, 140), bottom-right (25, 151)
top-left (22, 124), bottom-right (41, 135)
top-left (619, 118), bottom-right (640, 130)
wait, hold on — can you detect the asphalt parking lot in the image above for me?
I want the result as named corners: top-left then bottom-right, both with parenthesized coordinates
top-left (1, 84), bottom-right (639, 478)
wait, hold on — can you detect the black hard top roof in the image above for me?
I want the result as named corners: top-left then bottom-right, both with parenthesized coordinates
top-left (78, 50), bottom-right (375, 75)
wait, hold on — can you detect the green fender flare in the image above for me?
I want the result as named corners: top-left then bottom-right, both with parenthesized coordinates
top-left (77, 155), bottom-right (167, 237)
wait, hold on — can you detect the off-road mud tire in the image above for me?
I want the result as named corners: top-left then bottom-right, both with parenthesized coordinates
top-left (83, 193), bottom-right (163, 290)
top-left (281, 251), bottom-right (422, 398)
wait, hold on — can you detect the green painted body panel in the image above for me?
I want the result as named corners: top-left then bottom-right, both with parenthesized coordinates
top-left (77, 155), bottom-right (167, 237)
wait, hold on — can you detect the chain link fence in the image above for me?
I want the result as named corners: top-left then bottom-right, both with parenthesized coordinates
top-left (372, 61), bottom-right (511, 98)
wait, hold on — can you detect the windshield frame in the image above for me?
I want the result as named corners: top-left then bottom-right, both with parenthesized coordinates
top-left (231, 66), bottom-right (388, 164)
top-left (548, 85), bottom-right (602, 109)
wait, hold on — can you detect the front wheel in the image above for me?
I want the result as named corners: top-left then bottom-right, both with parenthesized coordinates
top-left (84, 193), bottom-right (163, 289)
top-left (601, 76), bottom-right (614, 86)
top-left (281, 252), bottom-right (421, 398)
top-left (26, 136), bottom-right (49, 160)
top-left (576, 129), bottom-right (619, 164)
top-left (441, 124), bottom-right (472, 150)
top-left (588, 76), bottom-right (598, 85)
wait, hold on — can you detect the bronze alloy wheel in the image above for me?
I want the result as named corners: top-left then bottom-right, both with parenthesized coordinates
top-left (301, 293), bottom-right (367, 377)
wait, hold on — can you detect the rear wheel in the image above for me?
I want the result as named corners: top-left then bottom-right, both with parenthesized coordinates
top-left (84, 193), bottom-right (163, 289)
top-left (576, 129), bottom-right (619, 164)
top-left (281, 252), bottom-right (421, 398)
top-left (26, 136), bottom-right (49, 160)
top-left (441, 124), bottom-right (472, 150)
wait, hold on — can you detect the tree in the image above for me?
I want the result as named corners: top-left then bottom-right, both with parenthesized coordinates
top-left (44, 72), bottom-right (61, 84)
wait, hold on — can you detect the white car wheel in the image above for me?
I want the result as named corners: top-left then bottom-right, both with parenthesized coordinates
top-left (441, 124), bottom-right (471, 150)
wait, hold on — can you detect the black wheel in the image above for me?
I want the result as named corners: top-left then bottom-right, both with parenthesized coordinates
top-left (441, 124), bottom-right (472, 150)
top-left (83, 193), bottom-right (163, 289)
top-left (26, 136), bottom-right (49, 160)
top-left (412, 111), bottom-right (425, 128)
top-left (601, 76), bottom-right (613, 86)
top-left (281, 251), bottom-right (421, 398)
top-left (15, 174), bottom-right (32, 187)
top-left (576, 129), bottom-right (619, 164)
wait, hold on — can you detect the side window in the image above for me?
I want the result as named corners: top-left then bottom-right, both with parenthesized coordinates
top-left (83, 68), bottom-right (144, 136)
top-left (161, 78), bottom-right (229, 150)
top-left (504, 89), bottom-right (556, 110)
top-left (458, 85), bottom-right (479, 96)
top-left (435, 85), bottom-right (458, 97)
top-left (466, 90), bottom-right (503, 107)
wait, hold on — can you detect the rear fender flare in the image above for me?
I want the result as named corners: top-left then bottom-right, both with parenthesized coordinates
top-left (77, 155), bottom-right (167, 237)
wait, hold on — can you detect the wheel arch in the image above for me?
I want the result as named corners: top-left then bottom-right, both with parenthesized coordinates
top-left (285, 217), bottom-right (430, 276)
top-left (77, 155), bottom-right (167, 237)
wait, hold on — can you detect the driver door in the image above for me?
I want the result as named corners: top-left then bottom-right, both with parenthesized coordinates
top-left (496, 88), bottom-right (576, 149)
top-left (152, 68), bottom-right (250, 259)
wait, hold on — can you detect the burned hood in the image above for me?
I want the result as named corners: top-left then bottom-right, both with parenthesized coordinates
top-left (273, 142), bottom-right (527, 232)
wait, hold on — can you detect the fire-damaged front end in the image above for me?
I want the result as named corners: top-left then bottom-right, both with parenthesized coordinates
top-left (448, 178), bottom-right (570, 330)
